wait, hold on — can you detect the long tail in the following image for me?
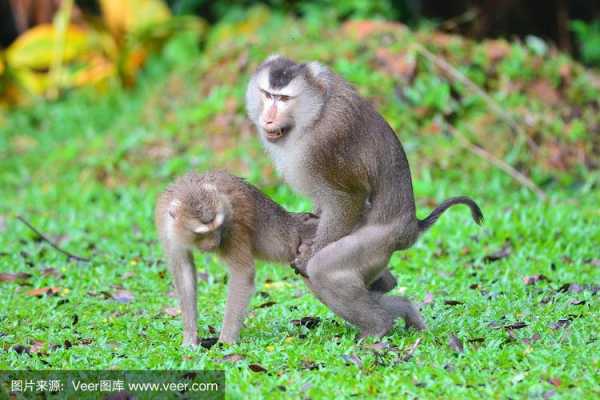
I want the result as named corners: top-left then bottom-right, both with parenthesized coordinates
top-left (418, 196), bottom-right (483, 232)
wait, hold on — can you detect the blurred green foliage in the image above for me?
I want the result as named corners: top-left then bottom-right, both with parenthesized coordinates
top-left (571, 20), bottom-right (600, 66)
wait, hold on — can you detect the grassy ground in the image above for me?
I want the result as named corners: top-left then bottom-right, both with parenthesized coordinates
top-left (1, 13), bottom-right (599, 399)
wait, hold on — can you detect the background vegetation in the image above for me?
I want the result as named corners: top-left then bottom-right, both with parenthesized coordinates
top-left (0, 2), bottom-right (599, 399)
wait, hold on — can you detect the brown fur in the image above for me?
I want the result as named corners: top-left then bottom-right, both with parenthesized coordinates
top-left (155, 170), bottom-right (317, 344)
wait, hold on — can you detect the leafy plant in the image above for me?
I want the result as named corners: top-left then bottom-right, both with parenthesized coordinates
top-left (571, 20), bottom-right (600, 67)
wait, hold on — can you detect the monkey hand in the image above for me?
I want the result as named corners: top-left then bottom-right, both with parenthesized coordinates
top-left (291, 242), bottom-right (312, 278)
top-left (296, 212), bottom-right (319, 241)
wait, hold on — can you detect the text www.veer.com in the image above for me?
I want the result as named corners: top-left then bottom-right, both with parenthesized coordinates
top-left (126, 382), bottom-right (219, 392)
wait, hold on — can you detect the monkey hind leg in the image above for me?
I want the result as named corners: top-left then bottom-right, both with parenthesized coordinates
top-left (307, 224), bottom-right (401, 338)
top-left (380, 295), bottom-right (426, 331)
top-left (312, 275), bottom-right (393, 338)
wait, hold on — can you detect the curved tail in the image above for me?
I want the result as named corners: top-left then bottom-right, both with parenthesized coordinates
top-left (418, 196), bottom-right (483, 232)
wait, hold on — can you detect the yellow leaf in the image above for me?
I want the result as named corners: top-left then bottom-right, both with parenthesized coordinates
top-left (6, 24), bottom-right (93, 70)
top-left (100, 0), bottom-right (171, 36)
top-left (12, 69), bottom-right (50, 95)
top-left (263, 281), bottom-right (292, 290)
top-left (72, 57), bottom-right (116, 88)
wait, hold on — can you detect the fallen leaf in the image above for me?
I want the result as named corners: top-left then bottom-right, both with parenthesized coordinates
top-left (423, 292), bottom-right (434, 305)
top-left (504, 322), bottom-right (528, 330)
top-left (163, 307), bottom-right (180, 317)
top-left (484, 243), bottom-right (512, 262)
top-left (485, 39), bottom-right (510, 62)
top-left (444, 300), bottom-right (464, 306)
top-left (26, 287), bottom-right (61, 297)
top-left (543, 390), bottom-right (556, 399)
top-left (13, 344), bottom-right (30, 354)
top-left (522, 333), bottom-right (541, 345)
top-left (42, 268), bottom-right (63, 278)
top-left (291, 316), bottom-right (320, 330)
top-left (256, 301), bottom-right (276, 309)
top-left (375, 48), bottom-right (416, 81)
top-left (341, 354), bottom-right (363, 368)
top-left (549, 319), bottom-right (571, 330)
top-left (122, 271), bottom-right (135, 279)
top-left (467, 337), bottom-right (485, 344)
top-left (199, 337), bottom-right (218, 349)
top-left (365, 342), bottom-right (390, 353)
top-left (548, 378), bottom-right (561, 387)
top-left (527, 79), bottom-right (561, 106)
top-left (248, 364), bottom-right (267, 373)
top-left (448, 334), bottom-right (464, 353)
top-left (587, 259), bottom-right (600, 268)
top-left (558, 283), bottom-right (582, 293)
top-left (217, 354), bottom-right (244, 363)
top-left (399, 338), bottom-right (421, 362)
top-left (112, 289), bottom-right (134, 303)
top-left (30, 340), bottom-right (45, 354)
top-left (0, 272), bottom-right (32, 282)
top-left (300, 382), bottom-right (312, 392)
top-left (300, 359), bottom-right (321, 370)
top-left (523, 275), bottom-right (549, 285)
top-left (198, 271), bottom-right (209, 282)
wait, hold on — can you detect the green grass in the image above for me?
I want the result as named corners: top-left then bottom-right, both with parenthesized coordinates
top-left (1, 13), bottom-right (599, 399)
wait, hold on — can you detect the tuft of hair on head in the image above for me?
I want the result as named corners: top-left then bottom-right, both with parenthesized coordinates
top-left (265, 54), bottom-right (283, 63)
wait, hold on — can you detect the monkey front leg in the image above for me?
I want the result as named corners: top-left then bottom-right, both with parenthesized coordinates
top-left (168, 248), bottom-right (198, 347)
top-left (219, 261), bottom-right (256, 344)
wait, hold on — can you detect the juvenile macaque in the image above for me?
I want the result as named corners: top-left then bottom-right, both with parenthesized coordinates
top-left (246, 55), bottom-right (483, 337)
top-left (155, 170), bottom-right (318, 345)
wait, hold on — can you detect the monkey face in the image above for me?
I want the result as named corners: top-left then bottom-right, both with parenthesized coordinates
top-left (258, 89), bottom-right (297, 142)
top-left (247, 55), bottom-right (327, 145)
top-left (168, 191), bottom-right (228, 251)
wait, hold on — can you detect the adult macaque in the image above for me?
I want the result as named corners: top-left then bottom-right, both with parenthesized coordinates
top-left (155, 170), bottom-right (318, 345)
top-left (246, 55), bottom-right (483, 337)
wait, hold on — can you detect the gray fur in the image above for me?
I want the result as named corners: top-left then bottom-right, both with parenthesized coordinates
top-left (247, 56), bottom-right (483, 338)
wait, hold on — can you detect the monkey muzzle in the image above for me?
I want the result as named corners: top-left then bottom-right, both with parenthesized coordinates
top-left (264, 125), bottom-right (292, 142)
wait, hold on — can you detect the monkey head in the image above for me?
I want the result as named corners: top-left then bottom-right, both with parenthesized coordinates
top-left (246, 55), bottom-right (326, 143)
top-left (168, 185), bottom-right (230, 251)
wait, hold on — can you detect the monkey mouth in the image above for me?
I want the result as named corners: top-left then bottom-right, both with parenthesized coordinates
top-left (264, 126), bottom-right (292, 142)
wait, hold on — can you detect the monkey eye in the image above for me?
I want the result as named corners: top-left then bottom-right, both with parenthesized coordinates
top-left (279, 95), bottom-right (291, 102)
top-left (261, 90), bottom-right (272, 100)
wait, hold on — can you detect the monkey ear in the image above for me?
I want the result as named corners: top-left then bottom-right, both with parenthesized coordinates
top-left (306, 61), bottom-right (327, 78)
top-left (168, 199), bottom-right (182, 219)
top-left (215, 193), bottom-right (231, 227)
